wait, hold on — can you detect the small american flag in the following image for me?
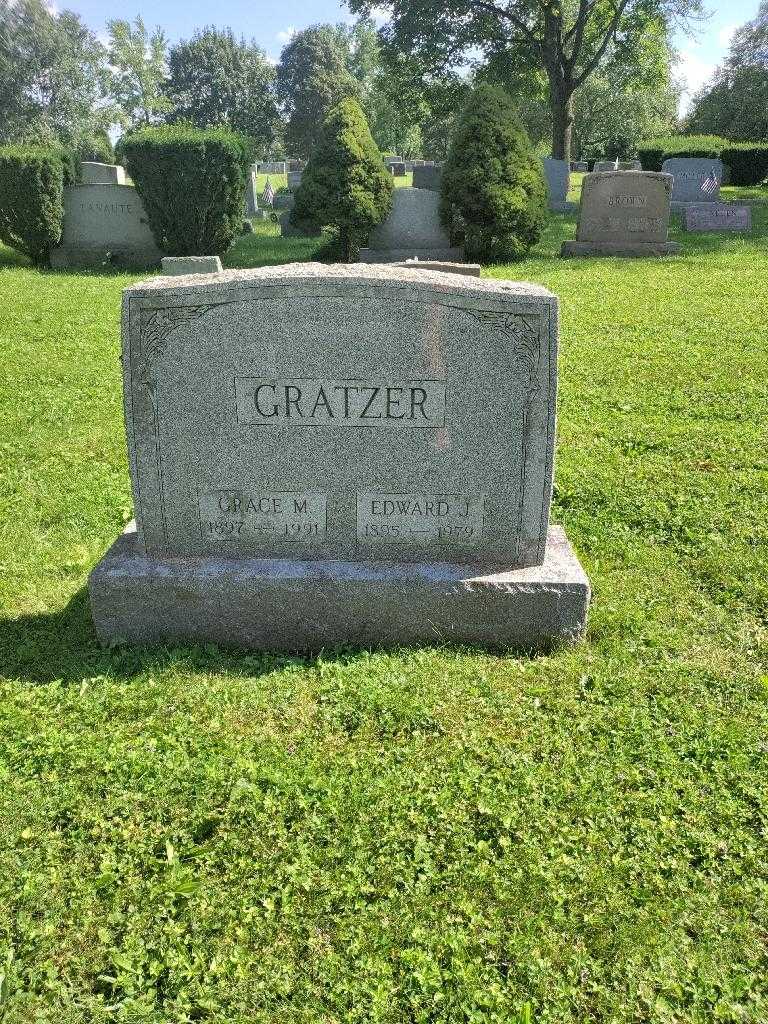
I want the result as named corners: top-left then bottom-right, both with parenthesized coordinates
top-left (701, 172), bottom-right (719, 196)
top-left (261, 178), bottom-right (275, 206)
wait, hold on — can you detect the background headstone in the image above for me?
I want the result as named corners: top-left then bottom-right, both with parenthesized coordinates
top-left (50, 184), bottom-right (162, 268)
top-left (359, 187), bottom-right (463, 262)
top-left (161, 256), bottom-right (222, 276)
top-left (244, 171), bottom-right (259, 216)
top-left (541, 158), bottom-right (574, 212)
top-left (571, 161), bottom-right (589, 172)
top-left (257, 161), bottom-right (287, 175)
top-left (561, 170), bottom-right (680, 257)
top-left (662, 157), bottom-right (723, 207)
top-left (80, 162), bottom-right (126, 185)
top-left (89, 264), bottom-right (589, 650)
top-left (390, 163), bottom-right (406, 177)
top-left (593, 160), bottom-right (618, 172)
top-left (412, 164), bottom-right (442, 191)
top-left (272, 192), bottom-right (296, 211)
top-left (683, 203), bottom-right (752, 232)
top-left (287, 170), bottom-right (303, 190)
top-left (618, 160), bottom-right (642, 171)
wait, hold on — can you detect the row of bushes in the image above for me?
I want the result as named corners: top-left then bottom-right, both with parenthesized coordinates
top-left (0, 126), bottom-right (250, 266)
top-left (638, 135), bottom-right (768, 185)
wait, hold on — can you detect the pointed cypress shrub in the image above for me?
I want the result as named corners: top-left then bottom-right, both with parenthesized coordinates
top-left (121, 125), bottom-right (249, 256)
top-left (290, 98), bottom-right (393, 262)
top-left (441, 85), bottom-right (547, 263)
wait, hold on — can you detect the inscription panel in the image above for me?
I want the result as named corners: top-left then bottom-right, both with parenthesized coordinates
top-left (357, 492), bottom-right (485, 549)
top-left (235, 377), bottom-right (446, 428)
top-left (199, 490), bottom-right (326, 543)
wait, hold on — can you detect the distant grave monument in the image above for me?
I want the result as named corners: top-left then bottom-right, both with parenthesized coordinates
top-left (81, 161), bottom-right (126, 185)
top-left (287, 170), bottom-right (303, 190)
top-left (662, 157), bottom-right (723, 209)
top-left (244, 170), bottom-right (259, 216)
top-left (258, 161), bottom-right (287, 175)
top-left (412, 164), bottom-right (442, 191)
top-left (618, 160), bottom-right (642, 171)
top-left (683, 203), bottom-right (752, 232)
top-left (541, 158), bottom-right (575, 212)
top-left (561, 170), bottom-right (680, 257)
top-left (390, 163), bottom-right (406, 177)
top-left (593, 160), bottom-right (618, 173)
top-left (89, 263), bottom-right (590, 651)
top-left (50, 179), bottom-right (162, 268)
top-left (571, 161), bottom-right (589, 172)
top-left (359, 187), bottom-right (462, 263)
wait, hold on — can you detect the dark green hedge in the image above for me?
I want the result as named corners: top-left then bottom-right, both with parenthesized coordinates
top-left (441, 84), bottom-right (546, 263)
top-left (637, 135), bottom-right (730, 172)
top-left (121, 125), bottom-right (250, 256)
top-left (721, 145), bottom-right (768, 186)
top-left (0, 145), bottom-right (74, 266)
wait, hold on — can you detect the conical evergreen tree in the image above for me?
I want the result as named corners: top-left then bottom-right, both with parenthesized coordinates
top-left (441, 85), bottom-right (547, 262)
top-left (291, 97), bottom-right (393, 261)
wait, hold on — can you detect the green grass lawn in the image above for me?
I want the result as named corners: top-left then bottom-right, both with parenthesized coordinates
top-left (1, 202), bottom-right (767, 1023)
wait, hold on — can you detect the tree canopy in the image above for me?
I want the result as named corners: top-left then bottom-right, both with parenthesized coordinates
top-left (687, 2), bottom-right (768, 141)
top-left (346, 0), bottom-right (703, 161)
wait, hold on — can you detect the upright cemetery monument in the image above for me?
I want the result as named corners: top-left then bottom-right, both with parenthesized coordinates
top-left (541, 158), bottom-right (574, 212)
top-left (561, 170), bottom-right (680, 258)
top-left (51, 167), bottom-right (162, 268)
top-left (359, 188), bottom-right (462, 263)
top-left (661, 157), bottom-right (723, 209)
top-left (89, 263), bottom-right (590, 651)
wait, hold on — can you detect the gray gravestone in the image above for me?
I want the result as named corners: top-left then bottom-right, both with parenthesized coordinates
top-left (412, 164), bottom-right (442, 191)
top-left (287, 170), bottom-right (303, 190)
top-left (683, 203), bottom-right (751, 232)
top-left (571, 161), bottom-right (589, 172)
top-left (50, 184), bottom-right (162, 268)
top-left (278, 209), bottom-right (317, 237)
top-left (561, 170), bottom-right (680, 257)
top-left (272, 193), bottom-right (295, 211)
top-left (244, 171), bottom-right (259, 216)
top-left (258, 161), bottom-right (287, 175)
top-left (542, 158), bottom-right (574, 212)
top-left (359, 187), bottom-right (463, 263)
top-left (89, 264), bottom-right (590, 651)
top-left (593, 160), bottom-right (618, 173)
top-left (81, 162), bottom-right (126, 185)
top-left (391, 163), bottom-right (406, 177)
top-left (618, 160), bottom-right (642, 171)
top-left (161, 256), bottom-right (222, 276)
top-left (662, 157), bottom-right (723, 208)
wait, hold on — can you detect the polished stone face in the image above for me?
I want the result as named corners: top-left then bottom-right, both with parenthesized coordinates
top-left (683, 203), bottom-right (751, 232)
top-left (661, 158), bottom-right (723, 204)
top-left (576, 171), bottom-right (673, 244)
top-left (412, 165), bottom-right (442, 191)
top-left (121, 264), bottom-right (558, 567)
top-left (542, 158), bottom-right (569, 205)
top-left (50, 184), bottom-right (162, 268)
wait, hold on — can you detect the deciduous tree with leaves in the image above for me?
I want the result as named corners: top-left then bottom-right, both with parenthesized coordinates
top-left (347, 0), bottom-right (704, 162)
top-left (106, 17), bottom-right (170, 129)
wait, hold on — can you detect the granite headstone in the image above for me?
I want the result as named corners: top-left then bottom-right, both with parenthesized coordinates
top-left (359, 188), bottom-right (462, 263)
top-left (542, 158), bottom-right (573, 211)
top-left (561, 170), bottom-right (680, 257)
top-left (683, 203), bottom-right (752, 232)
top-left (662, 158), bottom-right (723, 208)
top-left (89, 264), bottom-right (590, 651)
top-left (50, 184), bottom-right (162, 268)
top-left (412, 164), bottom-right (442, 191)
top-left (80, 162), bottom-right (126, 185)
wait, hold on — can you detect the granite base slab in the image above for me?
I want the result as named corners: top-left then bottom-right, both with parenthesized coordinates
top-left (561, 240), bottom-right (681, 258)
top-left (89, 524), bottom-right (590, 653)
top-left (358, 247), bottom-right (465, 264)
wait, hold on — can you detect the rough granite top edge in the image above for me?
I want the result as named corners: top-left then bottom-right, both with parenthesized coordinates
top-left (585, 170), bottom-right (672, 180)
top-left (125, 261), bottom-right (555, 299)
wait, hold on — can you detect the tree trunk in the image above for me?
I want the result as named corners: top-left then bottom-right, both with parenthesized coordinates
top-left (550, 89), bottom-right (575, 163)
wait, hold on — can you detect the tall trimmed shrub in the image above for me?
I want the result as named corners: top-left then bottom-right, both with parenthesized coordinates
top-left (0, 145), bottom-right (74, 266)
top-left (637, 135), bottom-right (730, 171)
top-left (440, 85), bottom-right (546, 263)
top-left (290, 97), bottom-right (393, 262)
top-left (722, 144), bottom-right (768, 186)
top-left (121, 125), bottom-right (249, 256)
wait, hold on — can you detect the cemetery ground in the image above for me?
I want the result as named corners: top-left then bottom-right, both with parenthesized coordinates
top-left (1, 193), bottom-right (767, 1023)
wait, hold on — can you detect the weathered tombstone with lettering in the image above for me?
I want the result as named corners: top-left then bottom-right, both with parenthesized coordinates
top-left (359, 187), bottom-right (463, 263)
top-left (661, 157), bottom-right (723, 209)
top-left (89, 263), bottom-right (590, 651)
top-left (683, 203), bottom-right (752, 232)
top-left (50, 184), bottom-right (162, 268)
top-left (561, 170), bottom-right (680, 257)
